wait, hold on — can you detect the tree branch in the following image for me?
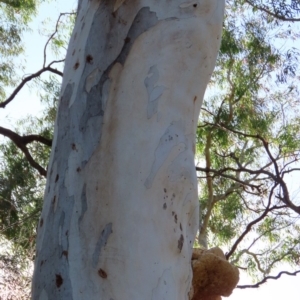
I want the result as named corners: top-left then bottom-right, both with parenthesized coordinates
top-left (237, 270), bottom-right (300, 289)
top-left (0, 63), bottom-right (63, 109)
top-left (201, 121), bottom-right (300, 214)
top-left (226, 184), bottom-right (276, 259)
top-left (43, 12), bottom-right (75, 67)
top-left (196, 166), bottom-right (262, 191)
top-left (244, 0), bottom-right (300, 22)
top-left (0, 126), bottom-right (50, 177)
top-left (0, 126), bottom-right (52, 147)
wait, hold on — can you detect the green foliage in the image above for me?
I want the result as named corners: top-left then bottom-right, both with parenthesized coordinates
top-left (0, 4), bottom-right (72, 295)
top-left (197, 0), bottom-right (300, 283)
top-left (0, 74), bottom-right (59, 252)
top-left (0, 0), bottom-right (36, 10)
top-left (0, 0), bottom-right (38, 100)
top-left (0, 142), bottom-right (43, 253)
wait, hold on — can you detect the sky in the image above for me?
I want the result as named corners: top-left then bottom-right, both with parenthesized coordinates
top-left (0, 0), bottom-right (299, 299)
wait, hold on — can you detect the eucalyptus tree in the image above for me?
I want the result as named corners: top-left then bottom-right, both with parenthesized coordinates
top-left (0, 0), bottom-right (300, 298)
top-left (30, 1), bottom-right (224, 299)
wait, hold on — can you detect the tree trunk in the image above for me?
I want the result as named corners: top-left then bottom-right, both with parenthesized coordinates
top-left (32, 1), bottom-right (224, 299)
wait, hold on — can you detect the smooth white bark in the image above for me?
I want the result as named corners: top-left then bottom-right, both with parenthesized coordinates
top-left (32, 1), bottom-right (224, 299)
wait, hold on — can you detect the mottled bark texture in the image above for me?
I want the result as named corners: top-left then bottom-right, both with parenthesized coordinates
top-left (32, 1), bottom-right (224, 299)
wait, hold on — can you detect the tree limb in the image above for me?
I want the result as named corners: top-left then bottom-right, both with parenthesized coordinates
top-left (201, 121), bottom-right (300, 214)
top-left (0, 63), bottom-right (63, 109)
top-left (226, 184), bottom-right (276, 259)
top-left (244, 0), bottom-right (300, 22)
top-left (0, 126), bottom-right (50, 177)
top-left (196, 166), bottom-right (262, 191)
top-left (0, 126), bottom-right (52, 147)
top-left (237, 270), bottom-right (300, 289)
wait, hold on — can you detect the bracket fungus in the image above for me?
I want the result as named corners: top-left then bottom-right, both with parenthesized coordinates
top-left (190, 247), bottom-right (239, 300)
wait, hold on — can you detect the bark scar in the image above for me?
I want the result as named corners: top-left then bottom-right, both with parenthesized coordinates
top-left (92, 223), bottom-right (113, 267)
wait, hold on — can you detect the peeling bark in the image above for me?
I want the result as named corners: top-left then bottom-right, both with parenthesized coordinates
top-left (32, 1), bottom-right (224, 299)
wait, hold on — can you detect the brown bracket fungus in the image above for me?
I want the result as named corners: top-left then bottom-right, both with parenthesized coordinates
top-left (190, 247), bottom-right (239, 300)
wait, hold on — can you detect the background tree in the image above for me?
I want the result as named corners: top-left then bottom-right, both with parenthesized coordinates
top-left (0, 0), bottom-right (299, 298)
top-left (0, 0), bottom-right (37, 101)
top-left (196, 0), bottom-right (300, 287)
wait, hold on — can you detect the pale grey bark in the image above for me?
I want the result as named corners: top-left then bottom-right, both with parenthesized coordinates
top-left (32, 1), bottom-right (224, 299)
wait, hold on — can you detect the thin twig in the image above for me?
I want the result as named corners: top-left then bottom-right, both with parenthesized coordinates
top-left (43, 12), bottom-right (75, 67)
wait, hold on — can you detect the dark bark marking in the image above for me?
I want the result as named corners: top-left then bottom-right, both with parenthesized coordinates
top-left (55, 274), bottom-right (63, 288)
top-left (62, 251), bottom-right (68, 259)
top-left (180, 223), bottom-right (182, 231)
top-left (163, 203), bottom-right (167, 210)
top-left (79, 185), bottom-right (87, 225)
top-left (117, 16), bottom-right (127, 26)
top-left (92, 223), bottom-right (113, 267)
top-left (73, 61), bottom-right (80, 70)
top-left (55, 174), bottom-right (59, 183)
top-left (86, 54), bottom-right (93, 64)
top-left (174, 214), bottom-right (178, 223)
top-left (40, 218), bottom-right (44, 228)
top-left (124, 37), bottom-right (131, 44)
top-left (98, 268), bottom-right (108, 278)
top-left (178, 234), bottom-right (184, 252)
